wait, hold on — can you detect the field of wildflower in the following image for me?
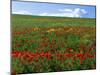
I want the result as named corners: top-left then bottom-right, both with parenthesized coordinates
top-left (12, 14), bottom-right (96, 74)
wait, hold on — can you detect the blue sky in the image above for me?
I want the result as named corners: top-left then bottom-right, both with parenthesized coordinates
top-left (12, 1), bottom-right (96, 18)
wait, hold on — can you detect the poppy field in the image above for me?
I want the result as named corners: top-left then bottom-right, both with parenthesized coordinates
top-left (12, 14), bottom-right (96, 74)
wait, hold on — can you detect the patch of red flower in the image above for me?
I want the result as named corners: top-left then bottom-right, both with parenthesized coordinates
top-left (12, 50), bottom-right (95, 62)
top-left (76, 53), bottom-right (84, 58)
top-left (12, 51), bottom-right (22, 58)
top-left (64, 53), bottom-right (74, 58)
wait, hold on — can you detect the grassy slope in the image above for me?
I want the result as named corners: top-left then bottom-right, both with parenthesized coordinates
top-left (12, 14), bottom-right (96, 28)
top-left (12, 14), bottom-right (96, 73)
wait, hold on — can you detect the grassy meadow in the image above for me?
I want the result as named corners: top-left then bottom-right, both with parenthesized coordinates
top-left (12, 14), bottom-right (96, 74)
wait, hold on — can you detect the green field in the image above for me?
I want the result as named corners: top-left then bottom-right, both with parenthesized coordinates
top-left (12, 14), bottom-right (96, 74)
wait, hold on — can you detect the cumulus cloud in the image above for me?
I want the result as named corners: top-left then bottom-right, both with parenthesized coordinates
top-left (58, 9), bottom-right (73, 12)
top-left (39, 12), bottom-right (75, 17)
top-left (81, 9), bottom-right (87, 14)
top-left (12, 10), bottom-right (33, 15)
top-left (39, 8), bottom-right (87, 18)
top-left (12, 8), bottom-right (87, 18)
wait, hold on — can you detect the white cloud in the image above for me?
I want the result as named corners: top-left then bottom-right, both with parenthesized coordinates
top-left (39, 13), bottom-right (48, 16)
top-left (58, 9), bottom-right (73, 12)
top-left (81, 9), bottom-right (87, 14)
top-left (39, 8), bottom-right (87, 18)
top-left (39, 12), bottom-right (74, 17)
top-left (12, 8), bottom-right (87, 18)
top-left (12, 10), bottom-right (33, 15)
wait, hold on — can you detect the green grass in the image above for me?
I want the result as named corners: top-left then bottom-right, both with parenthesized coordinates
top-left (12, 14), bottom-right (96, 74)
top-left (12, 14), bottom-right (96, 28)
